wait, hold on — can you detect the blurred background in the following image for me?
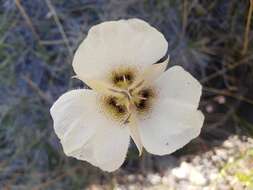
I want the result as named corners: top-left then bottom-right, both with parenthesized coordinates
top-left (0, 0), bottom-right (253, 189)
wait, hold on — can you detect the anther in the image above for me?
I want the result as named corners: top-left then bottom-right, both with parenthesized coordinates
top-left (123, 75), bottom-right (127, 83)
top-left (138, 96), bottom-right (147, 100)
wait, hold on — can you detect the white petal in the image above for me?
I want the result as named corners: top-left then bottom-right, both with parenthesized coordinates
top-left (139, 57), bottom-right (169, 84)
top-left (69, 125), bottom-right (130, 172)
top-left (93, 125), bottom-right (130, 172)
top-left (139, 99), bottom-right (204, 155)
top-left (73, 18), bottom-right (168, 80)
top-left (50, 89), bottom-right (105, 154)
top-left (139, 66), bottom-right (204, 155)
top-left (51, 89), bottom-right (130, 171)
top-left (130, 57), bottom-right (169, 91)
top-left (50, 90), bottom-right (96, 139)
top-left (155, 66), bottom-right (202, 109)
top-left (67, 138), bottom-right (98, 167)
top-left (128, 114), bottom-right (143, 156)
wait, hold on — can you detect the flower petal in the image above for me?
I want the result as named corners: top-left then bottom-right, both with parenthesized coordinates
top-left (93, 124), bottom-right (130, 172)
top-left (73, 18), bottom-right (168, 80)
top-left (128, 113), bottom-right (143, 156)
top-left (130, 57), bottom-right (169, 91)
top-left (50, 89), bottom-right (97, 139)
top-left (139, 57), bottom-right (169, 84)
top-left (51, 89), bottom-right (130, 171)
top-left (68, 124), bottom-right (130, 172)
top-left (139, 67), bottom-right (204, 155)
top-left (155, 66), bottom-right (202, 109)
top-left (50, 89), bottom-right (107, 154)
top-left (139, 99), bottom-right (204, 155)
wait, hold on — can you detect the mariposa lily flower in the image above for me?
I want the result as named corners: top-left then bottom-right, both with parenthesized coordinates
top-left (50, 19), bottom-right (204, 172)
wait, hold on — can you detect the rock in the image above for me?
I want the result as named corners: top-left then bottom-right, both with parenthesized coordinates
top-left (147, 174), bottom-right (161, 185)
top-left (161, 175), bottom-right (176, 187)
top-left (223, 140), bottom-right (234, 148)
top-left (171, 162), bottom-right (191, 179)
top-left (161, 176), bottom-right (170, 185)
top-left (209, 172), bottom-right (218, 181)
top-left (215, 149), bottom-right (228, 160)
top-left (128, 185), bottom-right (136, 190)
top-left (127, 174), bottom-right (135, 182)
top-left (189, 168), bottom-right (207, 186)
top-left (211, 155), bottom-right (221, 162)
top-left (107, 135), bottom-right (253, 190)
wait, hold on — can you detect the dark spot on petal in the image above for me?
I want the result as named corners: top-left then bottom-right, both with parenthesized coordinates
top-left (113, 75), bottom-right (123, 84)
top-left (135, 99), bottom-right (147, 110)
top-left (117, 105), bottom-right (126, 113)
top-left (139, 88), bottom-right (155, 99)
top-left (125, 72), bottom-right (134, 82)
top-left (108, 97), bottom-right (117, 106)
top-left (111, 68), bottom-right (136, 88)
top-left (141, 89), bottom-right (150, 98)
top-left (107, 97), bottom-right (127, 114)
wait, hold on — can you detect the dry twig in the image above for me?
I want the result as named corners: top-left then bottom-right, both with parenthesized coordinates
top-left (203, 87), bottom-right (253, 105)
top-left (201, 55), bottom-right (252, 83)
top-left (241, 0), bottom-right (253, 55)
top-left (21, 75), bottom-right (53, 104)
top-left (14, 0), bottom-right (41, 41)
top-left (44, 0), bottom-right (73, 58)
top-left (182, 0), bottom-right (188, 36)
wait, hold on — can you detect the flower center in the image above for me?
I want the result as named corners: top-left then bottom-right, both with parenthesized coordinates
top-left (101, 67), bottom-right (156, 123)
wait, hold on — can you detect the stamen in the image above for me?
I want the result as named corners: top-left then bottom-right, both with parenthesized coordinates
top-left (140, 89), bottom-right (152, 98)
top-left (129, 80), bottom-right (144, 94)
top-left (123, 75), bottom-right (127, 83)
top-left (137, 96), bottom-right (147, 100)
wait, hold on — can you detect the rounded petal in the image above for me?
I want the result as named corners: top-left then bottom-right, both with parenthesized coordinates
top-left (50, 89), bottom-right (111, 154)
top-left (50, 89), bottom-right (98, 140)
top-left (93, 125), bottom-right (130, 171)
top-left (139, 99), bottom-right (204, 155)
top-left (50, 89), bottom-right (130, 172)
top-left (139, 67), bottom-right (204, 155)
top-left (50, 89), bottom-right (109, 154)
top-left (73, 19), bottom-right (168, 80)
top-left (155, 66), bottom-right (202, 109)
top-left (68, 124), bottom-right (130, 172)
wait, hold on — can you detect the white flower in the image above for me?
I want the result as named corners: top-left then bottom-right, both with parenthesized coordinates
top-left (50, 19), bottom-right (204, 172)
